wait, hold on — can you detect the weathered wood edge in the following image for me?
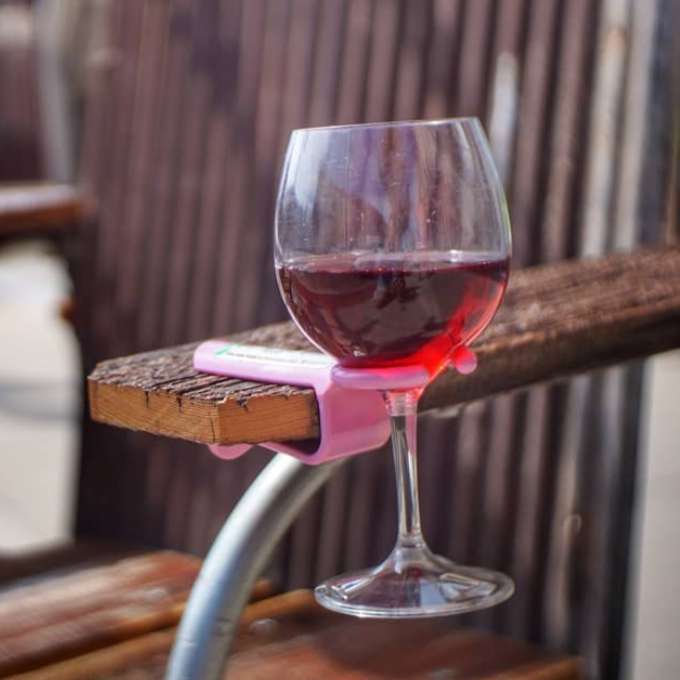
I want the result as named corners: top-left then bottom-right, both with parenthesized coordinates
top-left (88, 245), bottom-right (680, 446)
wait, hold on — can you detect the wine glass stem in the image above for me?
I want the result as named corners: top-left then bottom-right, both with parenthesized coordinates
top-left (384, 389), bottom-right (426, 552)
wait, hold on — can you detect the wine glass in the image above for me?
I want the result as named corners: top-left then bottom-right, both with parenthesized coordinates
top-left (274, 118), bottom-right (514, 618)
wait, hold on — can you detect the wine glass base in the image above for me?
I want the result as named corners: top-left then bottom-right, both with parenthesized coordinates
top-left (314, 550), bottom-right (514, 619)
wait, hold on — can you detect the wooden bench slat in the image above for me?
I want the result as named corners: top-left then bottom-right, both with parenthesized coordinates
top-left (0, 184), bottom-right (85, 238)
top-left (0, 552), bottom-right (199, 677)
top-left (88, 245), bottom-right (680, 446)
top-left (6, 591), bottom-right (583, 680)
top-left (0, 552), bottom-right (276, 678)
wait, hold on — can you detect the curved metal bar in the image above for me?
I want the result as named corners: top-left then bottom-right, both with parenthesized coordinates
top-left (164, 453), bottom-right (344, 680)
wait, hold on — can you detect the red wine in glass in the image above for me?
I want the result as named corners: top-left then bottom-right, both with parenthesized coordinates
top-left (277, 251), bottom-right (509, 377)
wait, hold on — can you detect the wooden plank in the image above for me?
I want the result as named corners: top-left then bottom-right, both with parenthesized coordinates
top-left (0, 4), bottom-right (42, 182)
top-left (363, 0), bottom-right (404, 123)
top-left (392, 0), bottom-right (433, 121)
top-left (75, 0), bottom-right (124, 367)
top-left (456, 0), bottom-right (497, 117)
top-left (160, 0), bottom-right (220, 347)
top-left (507, 0), bottom-right (563, 267)
top-left (485, 0), bottom-right (528, 184)
top-left (231, 0), bottom-right (299, 333)
top-left (334, 0), bottom-right (374, 124)
top-left (134, 0), bottom-right (204, 351)
top-left (209, 0), bottom-right (269, 336)
top-left (73, 0), bottom-right (134, 546)
top-left (422, 0), bottom-right (464, 119)
top-left (88, 0), bottom-right (146, 356)
top-left (616, 0), bottom-right (678, 246)
top-left (0, 184), bottom-right (84, 238)
top-left (109, 0), bottom-right (176, 565)
top-left (306, 0), bottom-right (347, 127)
top-left (579, 0), bottom-right (631, 256)
top-left (185, 0), bottom-right (246, 337)
top-left (0, 550), bottom-right (275, 678)
top-left (152, 0), bottom-right (228, 555)
top-left (114, 0), bottom-right (172, 345)
top-left (88, 246), bottom-right (680, 446)
top-left (595, 10), bottom-right (679, 678)
top-left (541, 0), bottom-right (599, 262)
top-left (6, 590), bottom-right (583, 680)
top-left (0, 544), bottom-right (148, 592)
top-left (0, 552), bottom-right (199, 676)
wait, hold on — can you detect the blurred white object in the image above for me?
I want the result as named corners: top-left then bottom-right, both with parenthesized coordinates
top-left (0, 241), bottom-right (80, 550)
top-left (0, 240), bottom-right (70, 311)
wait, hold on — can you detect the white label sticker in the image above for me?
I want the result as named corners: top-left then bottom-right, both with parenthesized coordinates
top-left (214, 343), bottom-right (333, 367)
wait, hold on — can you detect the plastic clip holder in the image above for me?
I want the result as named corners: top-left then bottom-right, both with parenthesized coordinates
top-left (192, 340), bottom-right (413, 465)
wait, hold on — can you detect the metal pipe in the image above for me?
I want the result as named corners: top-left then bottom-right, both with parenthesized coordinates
top-left (164, 453), bottom-right (343, 680)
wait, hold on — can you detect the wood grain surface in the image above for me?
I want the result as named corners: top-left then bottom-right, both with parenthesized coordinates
top-left (0, 552), bottom-right (199, 677)
top-left (88, 245), bottom-right (680, 446)
top-left (4, 588), bottom-right (583, 680)
top-left (0, 551), bottom-right (275, 678)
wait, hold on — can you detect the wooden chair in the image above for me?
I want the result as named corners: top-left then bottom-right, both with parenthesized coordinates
top-left (1, 0), bottom-right (678, 678)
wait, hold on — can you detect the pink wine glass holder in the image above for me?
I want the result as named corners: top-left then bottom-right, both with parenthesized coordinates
top-left (193, 340), bottom-right (436, 464)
